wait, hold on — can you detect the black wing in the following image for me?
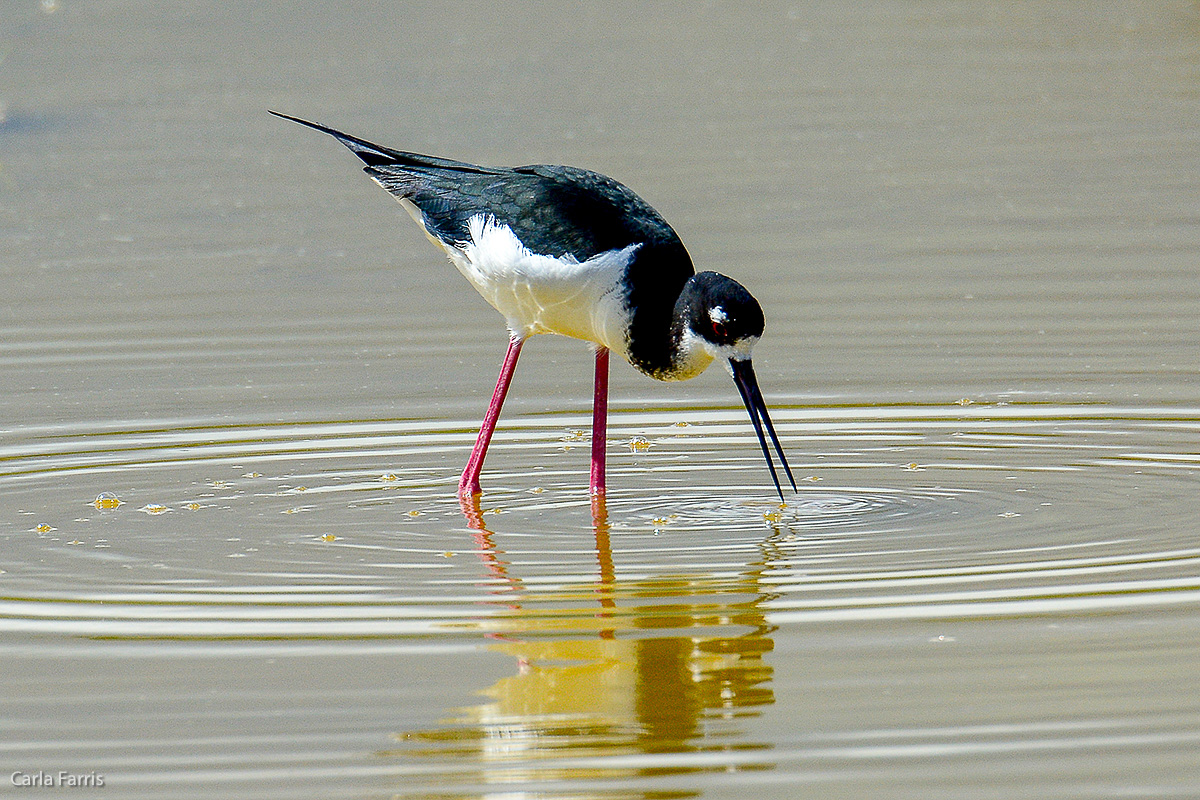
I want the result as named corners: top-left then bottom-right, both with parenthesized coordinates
top-left (273, 111), bottom-right (697, 374)
top-left (270, 110), bottom-right (495, 174)
top-left (271, 111), bottom-right (685, 261)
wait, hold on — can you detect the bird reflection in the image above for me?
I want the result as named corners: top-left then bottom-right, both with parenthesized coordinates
top-left (380, 495), bottom-right (780, 793)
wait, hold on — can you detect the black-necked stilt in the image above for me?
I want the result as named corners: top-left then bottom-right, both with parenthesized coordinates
top-left (272, 111), bottom-right (796, 501)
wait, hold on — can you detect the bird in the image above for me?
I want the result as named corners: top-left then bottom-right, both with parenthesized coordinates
top-left (271, 110), bottom-right (796, 501)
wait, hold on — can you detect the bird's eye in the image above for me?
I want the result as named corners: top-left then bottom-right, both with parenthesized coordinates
top-left (712, 321), bottom-right (728, 340)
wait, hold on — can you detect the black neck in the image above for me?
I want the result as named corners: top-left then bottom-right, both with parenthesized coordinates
top-left (622, 243), bottom-right (696, 377)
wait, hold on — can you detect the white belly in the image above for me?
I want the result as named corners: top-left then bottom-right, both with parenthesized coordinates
top-left (408, 206), bottom-right (639, 358)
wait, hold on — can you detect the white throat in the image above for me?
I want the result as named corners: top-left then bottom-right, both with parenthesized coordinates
top-left (668, 329), bottom-right (759, 381)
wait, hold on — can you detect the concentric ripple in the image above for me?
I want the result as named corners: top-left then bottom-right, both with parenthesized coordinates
top-left (2, 403), bottom-right (1199, 641)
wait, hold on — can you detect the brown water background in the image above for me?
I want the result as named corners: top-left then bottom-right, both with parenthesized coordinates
top-left (2, 2), bottom-right (1199, 798)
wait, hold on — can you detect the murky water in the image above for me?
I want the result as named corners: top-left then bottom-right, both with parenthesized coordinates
top-left (3, 3), bottom-right (1199, 798)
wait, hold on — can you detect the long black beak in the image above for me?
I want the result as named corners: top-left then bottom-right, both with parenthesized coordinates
top-left (729, 359), bottom-right (797, 502)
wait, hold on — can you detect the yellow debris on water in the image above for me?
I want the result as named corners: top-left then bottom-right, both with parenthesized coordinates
top-left (92, 492), bottom-right (122, 510)
top-left (627, 436), bottom-right (652, 452)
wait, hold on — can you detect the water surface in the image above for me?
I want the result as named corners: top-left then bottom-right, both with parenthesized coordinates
top-left (2, 2), bottom-right (1199, 798)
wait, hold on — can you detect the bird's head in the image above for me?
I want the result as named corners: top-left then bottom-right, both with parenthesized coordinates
top-left (678, 271), bottom-right (765, 363)
top-left (675, 272), bottom-right (796, 501)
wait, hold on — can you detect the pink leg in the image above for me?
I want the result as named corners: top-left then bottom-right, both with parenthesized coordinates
top-left (590, 346), bottom-right (609, 496)
top-left (459, 336), bottom-right (525, 498)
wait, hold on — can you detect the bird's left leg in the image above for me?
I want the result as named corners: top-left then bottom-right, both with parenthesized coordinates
top-left (460, 335), bottom-right (525, 497)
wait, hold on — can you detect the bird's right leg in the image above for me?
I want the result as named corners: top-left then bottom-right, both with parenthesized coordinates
top-left (459, 335), bottom-right (525, 497)
top-left (590, 346), bottom-right (610, 497)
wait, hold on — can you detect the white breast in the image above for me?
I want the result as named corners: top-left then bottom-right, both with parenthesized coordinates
top-left (436, 213), bottom-right (639, 358)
